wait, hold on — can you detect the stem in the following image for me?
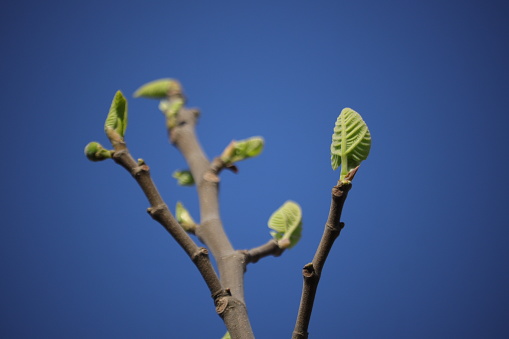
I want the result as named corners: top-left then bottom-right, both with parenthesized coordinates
top-left (170, 107), bottom-right (254, 338)
top-left (245, 239), bottom-right (285, 264)
top-left (292, 181), bottom-right (351, 338)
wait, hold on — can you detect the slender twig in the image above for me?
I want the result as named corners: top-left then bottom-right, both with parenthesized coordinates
top-left (245, 239), bottom-right (285, 264)
top-left (292, 180), bottom-right (352, 339)
top-left (109, 140), bottom-right (221, 294)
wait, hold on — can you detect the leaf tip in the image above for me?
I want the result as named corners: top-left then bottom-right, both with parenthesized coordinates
top-left (133, 78), bottom-right (181, 99)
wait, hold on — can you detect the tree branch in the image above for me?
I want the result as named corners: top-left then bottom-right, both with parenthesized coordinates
top-left (169, 105), bottom-right (254, 338)
top-left (244, 239), bottom-right (285, 264)
top-left (292, 181), bottom-right (352, 339)
top-left (109, 139), bottom-right (252, 338)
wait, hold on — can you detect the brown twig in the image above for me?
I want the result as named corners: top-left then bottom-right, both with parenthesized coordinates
top-left (109, 140), bottom-right (221, 294)
top-left (292, 181), bottom-right (352, 339)
top-left (244, 239), bottom-right (285, 264)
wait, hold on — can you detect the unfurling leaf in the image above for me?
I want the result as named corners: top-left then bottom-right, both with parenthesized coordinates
top-left (176, 202), bottom-right (197, 232)
top-left (133, 78), bottom-right (181, 99)
top-left (268, 201), bottom-right (302, 249)
top-left (172, 170), bottom-right (195, 186)
top-left (104, 91), bottom-right (128, 140)
top-left (330, 108), bottom-right (371, 181)
top-left (220, 137), bottom-right (264, 165)
top-left (84, 142), bottom-right (112, 162)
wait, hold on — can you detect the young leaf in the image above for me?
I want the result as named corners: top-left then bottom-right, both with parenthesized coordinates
top-left (221, 332), bottom-right (231, 339)
top-left (268, 201), bottom-right (303, 249)
top-left (104, 91), bottom-right (128, 139)
top-left (133, 78), bottom-right (181, 99)
top-left (220, 137), bottom-right (264, 165)
top-left (172, 170), bottom-right (195, 186)
top-left (84, 142), bottom-right (112, 162)
top-left (176, 201), bottom-right (197, 232)
top-left (330, 108), bottom-right (371, 180)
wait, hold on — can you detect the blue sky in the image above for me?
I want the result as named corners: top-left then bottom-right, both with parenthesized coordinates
top-left (1, 0), bottom-right (509, 338)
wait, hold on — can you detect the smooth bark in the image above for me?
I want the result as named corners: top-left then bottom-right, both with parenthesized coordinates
top-left (292, 180), bottom-right (352, 339)
top-left (170, 106), bottom-right (254, 338)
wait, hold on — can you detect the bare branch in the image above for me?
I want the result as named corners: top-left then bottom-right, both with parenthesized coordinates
top-left (168, 101), bottom-right (254, 338)
top-left (292, 181), bottom-right (352, 338)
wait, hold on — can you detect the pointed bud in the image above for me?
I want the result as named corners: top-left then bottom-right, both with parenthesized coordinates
top-left (176, 202), bottom-right (198, 233)
top-left (220, 136), bottom-right (264, 165)
top-left (172, 170), bottom-right (195, 186)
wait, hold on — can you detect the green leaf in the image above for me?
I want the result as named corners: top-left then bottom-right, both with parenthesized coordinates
top-left (133, 78), bottom-right (181, 99)
top-left (221, 137), bottom-right (264, 164)
top-left (330, 108), bottom-right (371, 180)
top-left (176, 202), bottom-right (197, 232)
top-left (221, 332), bottom-right (231, 339)
top-left (84, 142), bottom-right (112, 162)
top-left (172, 170), bottom-right (195, 186)
top-left (268, 201), bottom-right (303, 249)
top-left (104, 91), bottom-right (128, 139)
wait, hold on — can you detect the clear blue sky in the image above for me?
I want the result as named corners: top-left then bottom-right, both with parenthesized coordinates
top-left (1, 0), bottom-right (509, 338)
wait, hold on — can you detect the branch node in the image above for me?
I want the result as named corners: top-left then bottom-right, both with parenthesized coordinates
top-left (190, 108), bottom-right (200, 118)
top-left (202, 157), bottom-right (228, 183)
top-left (212, 288), bottom-right (231, 301)
top-left (203, 170), bottom-right (220, 183)
top-left (131, 164), bottom-right (150, 177)
top-left (332, 181), bottom-right (352, 198)
top-left (302, 263), bottom-right (315, 278)
top-left (277, 238), bottom-right (292, 249)
top-left (146, 204), bottom-right (167, 218)
top-left (325, 221), bottom-right (343, 233)
top-left (112, 149), bottom-right (128, 159)
top-left (191, 247), bottom-right (209, 262)
top-left (215, 297), bottom-right (228, 315)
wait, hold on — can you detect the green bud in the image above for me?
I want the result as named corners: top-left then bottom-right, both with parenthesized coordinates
top-left (104, 91), bottom-right (128, 141)
top-left (84, 142), bottom-right (112, 162)
top-left (172, 170), bottom-right (195, 186)
top-left (176, 202), bottom-right (197, 233)
top-left (220, 136), bottom-right (264, 165)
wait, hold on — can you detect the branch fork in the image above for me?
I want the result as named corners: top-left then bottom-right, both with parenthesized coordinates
top-left (86, 82), bottom-right (370, 339)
